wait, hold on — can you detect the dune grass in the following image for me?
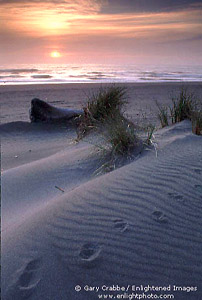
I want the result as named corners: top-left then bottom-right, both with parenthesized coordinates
top-left (105, 115), bottom-right (139, 157)
top-left (156, 102), bottom-right (169, 128)
top-left (76, 85), bottom-right (143, 173)
top-left (86, 85), bottom-right (127, 121)
top-left (77, 85), bottom-right (201, 174)
top-left (77, 86), bottom-right (127, 138)
top-left (157, 88), bottom-right (201, 134)
top-left (145, 124), bottom-right (156, 146)
top-left (94, 114), bottom-right (141, 174)
top-left (191, 110), bottom-right (202, 135)
top-left (170, 88), bottom-right (195, 124)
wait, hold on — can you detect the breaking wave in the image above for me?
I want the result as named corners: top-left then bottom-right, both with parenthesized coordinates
top-left (0, 64), bottom-right (201, 84)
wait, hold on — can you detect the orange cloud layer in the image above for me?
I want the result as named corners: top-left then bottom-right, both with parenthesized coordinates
top-left (0, 1), bottom-right (201, 64)
top-left (1, 2), bottom-right (201, 39)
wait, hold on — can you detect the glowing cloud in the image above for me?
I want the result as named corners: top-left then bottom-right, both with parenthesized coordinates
top-left (0, 0), bottom-right (202, 64)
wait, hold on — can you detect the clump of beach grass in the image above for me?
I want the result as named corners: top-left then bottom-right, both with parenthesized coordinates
top-left (78, 85), bottom-right (167, 174)
top-left (77, 85), bottom-right (127, 139)
top-left (191, 110), bottom-right (202, 135)
top-left (145, 124), bottom-right (156, 146)
top-left (156, 88), bottom-right (200, 131)
top-left (156, 101), bottom-right (169, 128)
top-left (170, 88), bottom-right (195, 124)
top-left (76, 85), bottom-right (142, 173)
top-left (106, 115), bottom-right (139, 157)
top-left (94, 114), bottom-right (141, 174)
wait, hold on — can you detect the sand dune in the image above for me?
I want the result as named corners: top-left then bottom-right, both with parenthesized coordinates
top-left (1, 119), bottom-right (202, 300)
top-left (1, 122), bottom-right (102, 229)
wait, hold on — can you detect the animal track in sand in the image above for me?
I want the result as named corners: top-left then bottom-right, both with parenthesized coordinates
top-left (194, 184), bottom-right (202, 192)
top-left (113, 219), bottom-right (128, 232)
top-left (168, 192), bottom-right (184, 203)
top-left (194, 168), bottom-right (201, 174)
top-left (6, 258), bottom-right (41, 300)
top-left (152, 211), bottom-right (168, 223)
top-left (79, 243), bottom-right (102, 264)
top-left (194, 185), bottom-right (202, 198)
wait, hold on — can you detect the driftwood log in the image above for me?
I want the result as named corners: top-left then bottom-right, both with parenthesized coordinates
top-left (29, 98), bottom-right (83, 123)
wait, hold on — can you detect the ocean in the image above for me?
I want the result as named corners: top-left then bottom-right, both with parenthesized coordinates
top-left (0, 64), bottom-right (202, 85)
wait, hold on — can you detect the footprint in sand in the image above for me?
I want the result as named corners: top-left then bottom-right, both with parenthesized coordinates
top-left (6, 258), bottom-right (41, 300)
top-left (168, 192), bottom-right (184, 203)
top-left (19, 259), bottom-right (41, 288)
top-left (79, 243), bottom-right (102, 267)
top-left (194, 185), bottom-right (202, 197)
top-left (152, 211), bottom-right (168, 224)
top-left (194, 169), bottom-right (201, 174)
top-left (113, 219), bottom-right (128, 232)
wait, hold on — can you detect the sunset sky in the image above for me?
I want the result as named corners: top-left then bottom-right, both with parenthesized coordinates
top-left (1, 0), bottom-right (202, 65)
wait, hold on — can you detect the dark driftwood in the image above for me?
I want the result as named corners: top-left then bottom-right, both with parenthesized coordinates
top-left (29, 98), bottom-right (83, 123)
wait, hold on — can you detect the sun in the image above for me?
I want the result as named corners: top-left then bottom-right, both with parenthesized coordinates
top-left (50, 51), bottom-right (61, 58)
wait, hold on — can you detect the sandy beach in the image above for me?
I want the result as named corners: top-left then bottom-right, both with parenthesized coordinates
top-left (1, 82), bottom-right (202, 125)
top-left (1, 82), bottom-right (202, 300)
